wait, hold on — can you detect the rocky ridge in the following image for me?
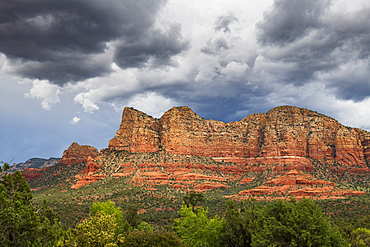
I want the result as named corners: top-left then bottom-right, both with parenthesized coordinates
top-left (26, 106), bottom-right (370, 200)
top-left (59, 142), bottom-right (99, 166)
top-left (9, 157), bottom-right (60, 172)
top-left (109, 106), bottom-right (370, 167)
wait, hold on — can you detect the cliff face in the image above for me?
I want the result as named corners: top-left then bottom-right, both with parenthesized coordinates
top-left (108, 108), bottom-right (161, 153)
top-left (59, 142), bottom-right (99, 165)
top-left (108, 106), bottom-right (370, 166)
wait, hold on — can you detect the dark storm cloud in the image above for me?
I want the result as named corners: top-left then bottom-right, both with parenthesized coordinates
top-left (172, 86), bottom-right (267, 122)
top-left (114, 24), bottom-right (190, 68)
top-left (0, 0), bottom-right (188, 84)
top-left (140, 73), bottom-right (267, 122)
top-left (256, 0), bottom-right (370, 100)
top-left (214, 13), bottom-right (238, 33)
top-left (257, 0), bottom-right (330, 44)
top-left (9, 56), bottom-right (110, 84)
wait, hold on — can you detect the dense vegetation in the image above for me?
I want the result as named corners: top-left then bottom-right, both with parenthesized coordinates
top-left (3, 163), bottom-right (370, 246)
top-left (0, 164), bottom-right (63, 246)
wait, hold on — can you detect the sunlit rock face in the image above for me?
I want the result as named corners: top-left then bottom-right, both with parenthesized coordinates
top-left (108, 107), bottom-right (161, 153)
top-left (34, 105), bottom-right (370, 198)
top-left (108, 105), bottom-right (370, 167)
top-left (59, 142), bottom-right (99, 166)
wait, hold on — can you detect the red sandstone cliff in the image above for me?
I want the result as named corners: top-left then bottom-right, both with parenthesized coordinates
top-left (109, 108), bottom-right (161, 153)
top-left (109, 106), bottom-right (370, 167)
top-left (59, 142), bottom-right (99, 165)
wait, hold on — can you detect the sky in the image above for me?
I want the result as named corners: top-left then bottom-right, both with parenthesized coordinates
top-left (2, 0), bottom-right (370, 164)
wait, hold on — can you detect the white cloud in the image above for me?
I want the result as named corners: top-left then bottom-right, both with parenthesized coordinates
top-left (24, 80), bottom-right (60, 110)
top-left (70, 116), bottom-right (81, 124)
top-left (16, 0), bottom-right (268, 117)
top-left (74, 92), bottom-right (99, 113)
top-left (0, 54), bottom-right (7, 69)
top-left (265, 81), bottom-right (370, 131)
top-left (126, 92), bottom-right (179, 118)
top-left (220, 61), bottom-right (249, 81)
top-left (9, 0), bottom-right (370, 127)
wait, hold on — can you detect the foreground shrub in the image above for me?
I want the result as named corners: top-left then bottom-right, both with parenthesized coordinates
top-left (350, 228), bottom-right (370, 247)
top-left (63, 211), bottom-right (124, 247)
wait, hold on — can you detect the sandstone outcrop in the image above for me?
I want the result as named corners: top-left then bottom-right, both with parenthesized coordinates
top-left (108, 108), bottom-right (160, 153)
top-left (108, 106), bottom-right (370, 167)
top-left (235, 170), bottom-right (363, 200)
top-left (71, 156), bottom-right (103, 189)
top-left (82, 156), bottom-right (101, 175)
top-left (106, 152), bottom-right (237, 191)
top-left (21, 168), bottom-right (45, 180)
top-left (71, 174), bottom-right (105, 189)
top-left (59, 142), bottom-right (99, 165)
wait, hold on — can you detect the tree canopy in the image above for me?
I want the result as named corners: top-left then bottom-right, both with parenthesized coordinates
top-left (220, 199), bottom-right (261, 247)
top-left (174, 203), bottom-right (224, 247)
top-left (64, 210), bottom-right (124, 247)
top-left (91, 200), bottom-right (124, 236)
top-left (0, 164), bottom-right (63, 246)
top-left (252, 197), bottom-right (345, 247)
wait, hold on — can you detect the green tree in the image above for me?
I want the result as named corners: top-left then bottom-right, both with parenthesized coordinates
top-left (350, 228), bottom-right (370, 247)
top-left (64, 211), bottom-right (124, 247)
top-left (91, 200), bottom-right (124, 236)
top-left (174, 203), bottom-right (224, 247)
top-left (125, 204), bottom-right (140, 229)
top-left (220, 199), bottom-right (261, 247)
top-left (136, 221), bottom-right (154, 232)
top-left (0, 164), bottom-right (63, 246)
top-left (251, 197), bottom-right (345, 247)
top-left (183, 190), bottom-right (204, 211)
top-left (38, 198), bottom-right (61, 223)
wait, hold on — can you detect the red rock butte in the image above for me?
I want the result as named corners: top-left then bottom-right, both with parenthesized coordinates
top-left (59, 142), bottom-right (99, 166)
top-left (108, 106), bottom-right (370, 167)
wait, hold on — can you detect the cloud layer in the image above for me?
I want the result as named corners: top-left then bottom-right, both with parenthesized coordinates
top-left (2, 0), bottom-right (370, 117)
top-left (256, 0), bottom-right (370, 101)
top-left (0, 0), bottom-right (188, 84)
top-left (2, 0), bottom-right (370, 163)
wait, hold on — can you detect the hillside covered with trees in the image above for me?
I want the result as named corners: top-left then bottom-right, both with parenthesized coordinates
top-left (2, 163), bottom-right (370, 246)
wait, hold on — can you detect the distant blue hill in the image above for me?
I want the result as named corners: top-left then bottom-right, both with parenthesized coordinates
top-left (8, 157), bottom-right (60, 172)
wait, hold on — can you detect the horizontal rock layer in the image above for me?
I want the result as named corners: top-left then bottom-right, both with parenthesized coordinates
top-left (108, 106), bottom-right (370, 166)
top-left (234, 169), bottom-right (366, 201)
